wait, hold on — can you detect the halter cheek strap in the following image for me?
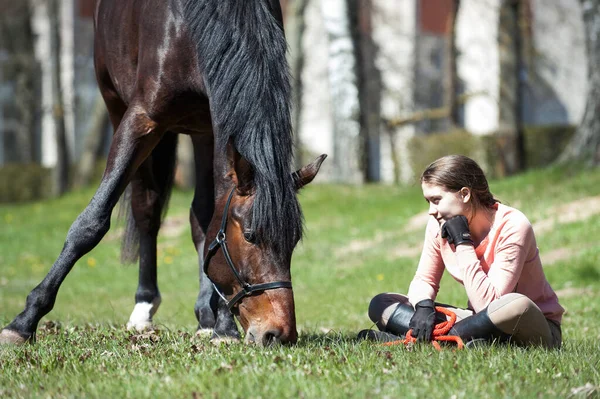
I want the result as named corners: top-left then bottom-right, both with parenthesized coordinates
top-left (203, 188), bottom-right (292, 310)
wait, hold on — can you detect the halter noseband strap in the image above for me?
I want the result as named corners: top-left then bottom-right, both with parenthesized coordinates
top-left (203, 188), bottom-right (292, 310)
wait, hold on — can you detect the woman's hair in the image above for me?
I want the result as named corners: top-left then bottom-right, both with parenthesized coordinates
top-left (420, 155), bottom-right (498, 209)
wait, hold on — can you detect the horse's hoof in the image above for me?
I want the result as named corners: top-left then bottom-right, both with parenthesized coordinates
top-left (0, 329), bottom-right (28, 345)
top-left (194, 328), bottom-right (214, 339)
top-left (127, 301), bottom-right (160, 332)
top-left (126, 320), bottom-right (154, 332)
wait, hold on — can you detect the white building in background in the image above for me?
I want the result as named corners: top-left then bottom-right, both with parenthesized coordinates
top-left (528, 0), bottom-right (587, 125)
top-left (296, 0), bottom-right (587, 183)
top-left (457, 0), bottom-right (587, 135)
top-left (456, 0), bottom-right (502, 135)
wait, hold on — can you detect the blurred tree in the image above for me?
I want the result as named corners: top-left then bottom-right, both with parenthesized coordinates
top-left (284, 0), bottom-right (310, 171)
top-left (175, 135), bottom-right (194, 189)
top-left (560, 0), bottom-right (600, 165)
top-left (321, 0), bottom-right (363, 183)
top-left (349, 0), bottom-right (382, 182)
top-left (444, 0), bottom-right (460, 128)
top-left (48, 0), bottom-right (70, 195)
top-left (498, 0), bottom-right (527, 175)
top-left (0, 1), bottom-right (37, 164)
top-left (75, 93), bottom-right (109, 187)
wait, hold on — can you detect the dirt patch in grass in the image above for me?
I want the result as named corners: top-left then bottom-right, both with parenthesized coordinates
top-left (554, 287), bottom-right (596, 298)
top-left (533, 195), bottom-right (600, 233)
top-left (540, 243), bottom-right (598, 266)
top-left (388, 245), bottom-right (422, 260)
top-left (541, 247), bottom-right (573, 265)
top-left (334, 212), bottom-right (428, 259)
top-left (161, 214), bottom-right (189, 238)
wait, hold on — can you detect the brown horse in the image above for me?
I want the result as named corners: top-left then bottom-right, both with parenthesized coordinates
top-left (0, 0), bottom-right (325, 346)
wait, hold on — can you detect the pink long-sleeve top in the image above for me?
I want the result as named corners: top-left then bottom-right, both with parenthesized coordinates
top-left (407, 203), bottom-right (564, 324)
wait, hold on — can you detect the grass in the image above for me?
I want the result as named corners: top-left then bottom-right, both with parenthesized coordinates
top-left (1, 164), bottom-right (600, 398)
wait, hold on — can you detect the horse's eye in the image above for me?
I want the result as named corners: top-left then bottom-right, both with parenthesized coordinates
top-left (243, 231), bottom-right (256, 243)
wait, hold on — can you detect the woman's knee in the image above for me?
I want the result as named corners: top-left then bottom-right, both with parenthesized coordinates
top-left (487, 293), bottom-right (553, 346)
top-left (488, 293), bottom-right (536, 322)
top-left (368, 293), bottom-right (409, 324)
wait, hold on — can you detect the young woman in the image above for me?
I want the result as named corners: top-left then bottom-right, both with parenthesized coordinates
top-left (364, 155), bottom-right (563, 348)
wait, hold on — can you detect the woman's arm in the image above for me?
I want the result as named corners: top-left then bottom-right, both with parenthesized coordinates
top-left (407, 217), bottom-right (446, 306)
top-left (455, 216), bottom-right (535, 312)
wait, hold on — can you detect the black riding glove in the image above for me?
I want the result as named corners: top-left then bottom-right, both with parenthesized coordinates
top-left (408, 299), bottom-right (436, 341)
top-left (441, 215), bottom-right (473, 246)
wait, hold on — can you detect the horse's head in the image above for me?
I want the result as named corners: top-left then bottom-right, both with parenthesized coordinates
top-left (204, 146), bottom-right (326, 346)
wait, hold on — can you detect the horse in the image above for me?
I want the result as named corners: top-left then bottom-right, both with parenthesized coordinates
top-left (0, 0), bottom-right (326, 346)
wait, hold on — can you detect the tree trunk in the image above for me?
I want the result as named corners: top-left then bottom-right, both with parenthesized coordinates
top-left (559, 0), bottom-right (600, 165)
top-left (175, 135), bottom-right (195, 189)
top-left (497, 0), bottom-right (526, 175)
top-left (60, 0), bottom-right (76, 165)
top-left (514, 0), bottom-right (526, 171)
top-left (444, 0), bottom-right (460, 128)
top-left (75, 94), bottom-right (109, 187)
top-left (321, 0), bottom-right (363, 183)
top-left (49, 0), bottom-right (69, 195)
top-left (349, 0), bottom-right (382, 182)
top-left (285, 0), bottom-right (310, 170)
top-left (0, 2), bottom-right (37, 164)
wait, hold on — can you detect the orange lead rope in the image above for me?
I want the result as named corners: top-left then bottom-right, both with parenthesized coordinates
top-left (382, 306), bottom-right (465, 350)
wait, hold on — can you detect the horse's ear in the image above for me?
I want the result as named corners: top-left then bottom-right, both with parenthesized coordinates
top-left (226, 139), bottom-right (254, 194)
top-left (292, 154), bottom-right (327, 191)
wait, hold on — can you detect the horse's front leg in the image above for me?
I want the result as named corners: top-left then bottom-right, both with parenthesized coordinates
top-left (190, 135), bottom-right (240, 342)
top-left (0, 105), bottom-right (164, 345)
top-left (190, 214), bottom-right (240, 343)
top-left (125, 133), bottom-right (178, 331)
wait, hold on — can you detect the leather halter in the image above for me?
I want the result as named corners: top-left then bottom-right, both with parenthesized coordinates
top-left (203, 188), bottom-right (293, 310)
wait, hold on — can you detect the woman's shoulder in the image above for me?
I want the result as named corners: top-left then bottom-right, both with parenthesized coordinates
top-left (495, 203), bottom-right (534, 236)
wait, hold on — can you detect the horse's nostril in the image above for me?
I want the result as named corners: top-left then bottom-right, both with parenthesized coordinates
top-left (262, 329), bottom-right (282, 346)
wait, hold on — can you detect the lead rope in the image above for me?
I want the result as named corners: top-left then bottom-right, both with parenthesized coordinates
top-left (382, 306), bottom-right (465, 350)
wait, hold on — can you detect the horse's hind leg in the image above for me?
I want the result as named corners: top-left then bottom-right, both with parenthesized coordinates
top-left (189, 135), bottom-right (240, 342)
top-left (125, 133), bottom-right (178, 331)
top-left (0, 105), bottom-right (164, 344)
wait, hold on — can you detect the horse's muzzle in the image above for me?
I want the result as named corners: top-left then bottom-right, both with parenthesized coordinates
top-left (245, 324), bottom-right (298, 346)
top-left (239, 287), bottom-right (297, 346)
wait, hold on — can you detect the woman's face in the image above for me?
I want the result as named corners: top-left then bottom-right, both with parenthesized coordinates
top-left (421, 182), bottom-right (470, 225)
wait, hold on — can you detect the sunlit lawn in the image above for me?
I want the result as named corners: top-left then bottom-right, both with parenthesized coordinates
top-left (1, 164), bottom-right (599, 398)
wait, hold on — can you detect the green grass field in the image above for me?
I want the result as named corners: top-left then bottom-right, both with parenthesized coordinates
top-left (1, 165), bottom-right (599, 398)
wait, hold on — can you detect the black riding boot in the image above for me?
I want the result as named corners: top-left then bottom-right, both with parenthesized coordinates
top-left (357, 303), bottom-right (415, 342)
top-left (384, 303), bottom-right (448, 337)
top-left (448, 307), bottom-right (511, 346)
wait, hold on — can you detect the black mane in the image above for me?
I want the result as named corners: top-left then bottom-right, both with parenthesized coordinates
top-left (182, 0), bottom-right (303, 253)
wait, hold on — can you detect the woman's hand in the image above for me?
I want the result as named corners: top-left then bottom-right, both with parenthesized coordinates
top-left (408, 299), bottom-right (436, 341)
top-left (441, 215), bottom-right (473, 246)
